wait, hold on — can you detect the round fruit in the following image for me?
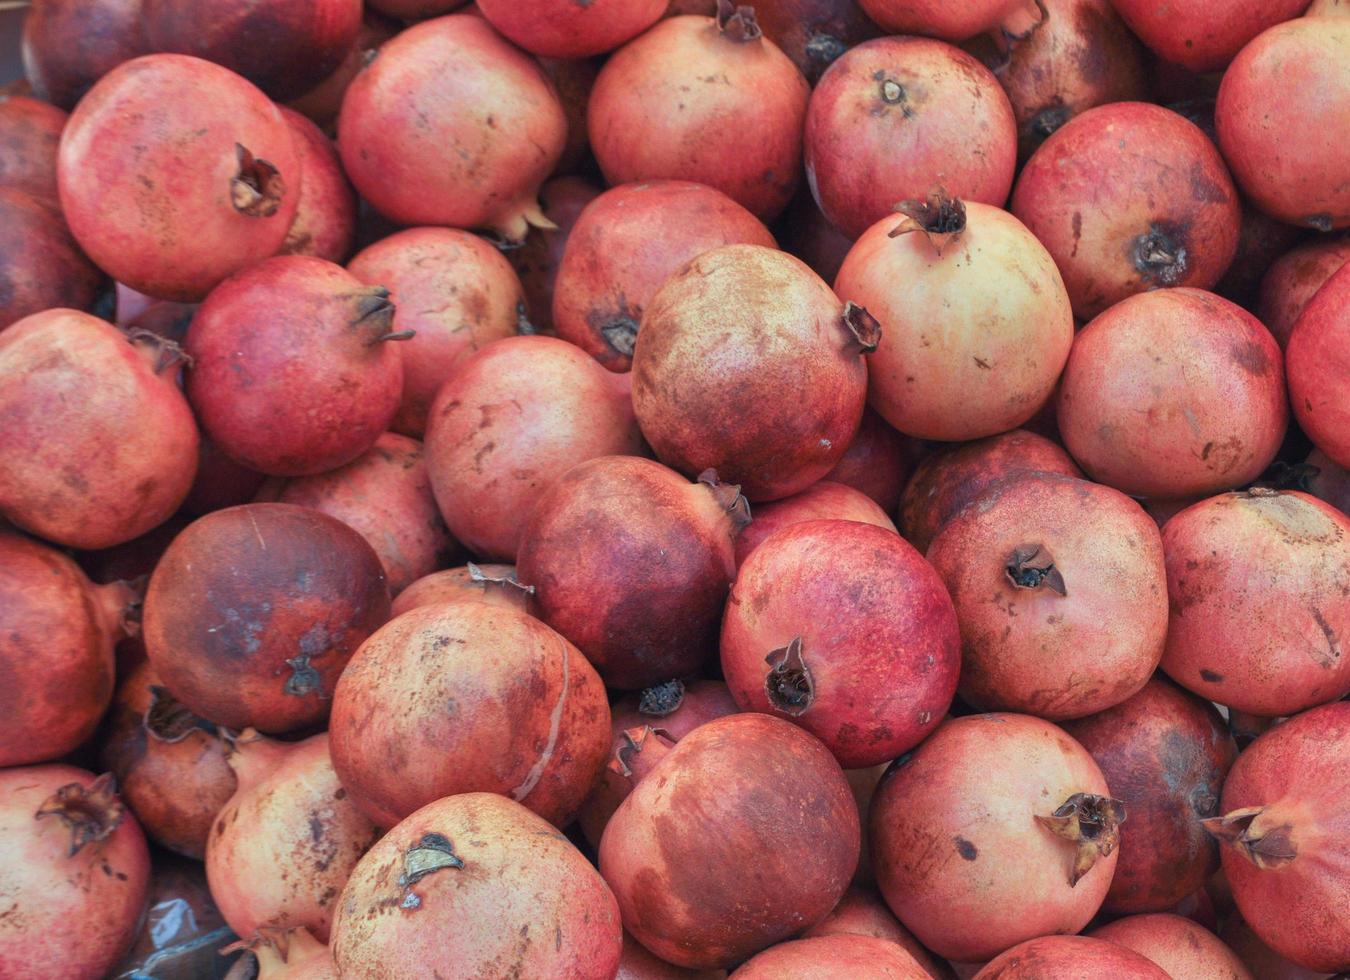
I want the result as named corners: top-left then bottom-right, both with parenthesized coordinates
top-left (277, 107), bottom-right (356, 263)
top-left (508, 176), bottom-right (603, 336)
top-left (730, 935), bottom-right (930, 978)
top-left (21, 0), bottom-right (147, 109)
top-left (972, 935), bottom-right (1170, 979)
top-left (477, 0), bottom-right (665, 58)
top-left (1287, 262), bottom-right (1350, 468)
top-left (1256, 237), bottom-right (1350, 350)
top-left (734, 480), bottom-right (896, 568)
top-left (0, 95), bottom-right (67, 204)
top-left (856, 0), bottom-right (1044, 39)
top-left (1089, 912), bottom-right (1253, 980)
top-left (822, 409), bottom-right (919, 514)
top-left (1110, 0), bottom-right (1308, 72)
top-left (390, 564), bottom-right (533, 618)
top-left (751, 0), bottom-right (881, 84)
top-left (0, 188), bottom-right (103, 331)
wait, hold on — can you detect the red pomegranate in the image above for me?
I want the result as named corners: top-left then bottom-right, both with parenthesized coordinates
top-left (277, 107), bottom-right (355, 263)
top-left (1057, 289), bottom-right (1288, 498)
top-left (509, 176), bottom-right (604, 336)
top-left (1113, 0), bottom-right (1307, 72)
top-left (1215, 19), bottom-right (1350, 230)
top-left (265, 432), bottom-right (456, 595)
top-left (731, 935), bottom-right (930, 978)
top-left (391, 563), bottom-right (533, 618)
top-left (972, 935), bottom-right (1170, 979)
top-left (186, 255), bottom-right (407, 476)
top-left (735, 481), bottom-right (896, 567)
top-left (600, 713), bottom-right (860, 969)
top-left (1089, 913), bottom-right (1252, 980)
top-left (225, 928), bottom-right (337, 980)
top-left (1307, 448), bottom-right (1350, 516)
top-left (347, 228), bottom-right (525, 437)
top-left (21, 0), bottom-right (147, 109)
top-left (541, 58), bottom-right (599, 177)
top-left (424, 335), bottom-right (645, 560)
top-left (1063, 677), bottom-right (1237, 914)
top-left (822, 409), bottom-right (920, 513)
top-left (927, 473), bottom-right (1168, 719)
top-left (1011, 102), bottom-right (1241, 319)
top-left (751, 0), bottom-right (882, 84)
top-left (287, 11), bottom-right (401, 130)
top-left (805, 38), bottom-right (1016, 240)
top-left (1205, 701), bottom-right (1350, 973)
top-left (1256, 238), bottom-right (1350, 349)
top-left (58, 54), bottom-right (301, 302)
top-left (1160, 489), bottom-right (1350, 716)
top-left (366, 0), bottom-right (467, 18)
top-left (553, 180), bottom-right (776, 372)
top-left (775, 189), bottom-right (855, 284)
top-left (329, 602), bottom-right (610, 828)
top-left (805, 886), bottom-right (952, 979)
top-left (1288, 263), bottom-right (1350, 468)
top-left (0, 310), bottom-right (199, 548)
top-left (0, 94), bottom-right (67, 203)
top-left (337, 15), bottom-right (566, 240)
top-left (180, 438), bottom-right (267, 517)
top-left (856, 0), bottom-right (1043, 39)
top-left (1215, 202), bottom-right (1311, 309)
top-left (143, 503), bottom-right (391, 732)
top-left (332, 793), bottom-right (622, 978)
top-left (0, 187), bottom-right (104, 329)
top-left (0, 766), bottom-right (151, 979)
top-left (617, 932), bottom-right (729, 979)
top-left (1221, 916), bottom-right (1336, 980)
top-left (834, 195), bottom-right (1073, 440)
top-left (872, 714), bottom-right (1121, 962)
top-left (632, 244), bottom-right (874, 501)
top-left (98, 661), bottom-right (237, 860)
top-left (478, 0), bottom-right (665, 58)
top-left (517, 456), bottom-right (746, 689)
top-left (588, 6), bottom-right (810, 221)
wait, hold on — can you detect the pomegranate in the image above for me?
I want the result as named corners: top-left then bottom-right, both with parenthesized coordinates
top-left (329, 601), bottom-right (609, 828)
top-left (1089, 913), bottom-right (1252, 979)
top-left (731, 935), bottom-right (931, 978)
top-left (927, 473), bottom-right (1167, 719)
top-left (1215, 202), bottom-right (1311, 308)
top-left (180, 438), bottom-right (268, 517)
top-left (347, 228), bottom-right (525, 437)
top-left (1215, 19), bottom-right (1350, 230)
top-left (365, 0), bottom-right (467, 18)
top-left (541, 58), bottom-right (599, 177)
top-left (123, 298), bottom-right (195, 346)
top-left (1113, 0), bottom-right (1307, 73)
top-left (333, 793), bottom-right (622, 978)
top-left (775, 190), bottom-right (855, 283)
top-left (0, 94), bottom-right (67, 203)
top-left (1204, 701), bottom-right (1350, 972)
top-left (1222, 916), bottom-right (1336, 980)
top-left (1308, 0), bottom-right (1350, 14)
top-left (0, 310), bottom-right (199, 548)
top-left (1288, 263), bottom-right (1350, 467)
top-left (873, 714), bottom-right (1122, 962)
top-left (1056, 289), bottom-right (1288, 498)
top-left (805, 39), bottom-right (1017, 240)
top-left (478, 0), bottom-right (665, 58)
top-left (600, 713), bottom-right (860, 969)
top-left (823, 409), bottom-right (921, 513)
top-left (391, 563), bottom-right (533, 618)
top-left (337, 14), bottom-right (566, 240)
top-left (1011, 103), bottom-right (1241, 319)
top-left (423, 335), bottom-right (645, 560)
top-left (1160, 488), bottom-right (1350, 716)
top-left (856, 0), bottom-right (1043, 39)
top-left (618, 933), bottom-right (728, 979)
top-left (21, 0), bottom-right (147, 109)
top-left (835, 195), bottom-right (1073, 441)
top-left (1307, 448), bottom-right (1350, 516)
top-left (632, 244), bottom-right (874, 501)
top-left (207, 731), bottom-right (380, 944)
top-left (588, 5), bottom-right (810, 222)
top-left (58, 54), bottom-right (302, 302)
top-left (1063, 677), bottom-right (1237, 913)
top-left (287, 11), bottom-right (401, 130)
top-left (552, 180), bottom-right (777, 372)
top-left (0, 187), bottom-right (104, 329)
top-left (971, 935), bottom-right (1170, 979)
top-left (0, 766), bottom-right (151, 979)
top-left (751, 0), bottom-right (882, 84)
top-left (226, 928), bottom-right (337, 980)
top-left (1256, 238), bottom-right (1350, 349)
top-left (98, 661), bottom-right (237, 860)
top-left (277, 107), bottom-right (356, 263)
top-left (186, 255), bottom-right (407, 476)
top-left (143, 503), bottom-right (391, 732)
top-left (1172, 887), bottom-right (1220, 932)
top-left (510, 176), bottom-right (604, 336)
top-left (805, 886), bottom-right (952, 979)
top-left (265, 432), bottom-right (456, 595)
top-left (735, 481), bottom-right (896, 567)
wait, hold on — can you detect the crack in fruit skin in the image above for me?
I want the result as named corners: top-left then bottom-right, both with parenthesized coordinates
top-left (510, 636), bottom-right (569, 803)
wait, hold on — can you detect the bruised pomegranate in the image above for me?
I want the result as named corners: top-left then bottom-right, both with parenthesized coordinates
top-left (424, 335), bottom-right (644, 560)
top-left (552, 180), bottom-right (776, 372)
top-left (632, 244), bottom-right (874, 501)
top-left (509, 176), bottom-right (604, 336)
top-left (58, 54), bottom-right (301, 301)
top-left (856, 0), bottom-right (1042, 39)
top-left (1256, 238), bottom-right (1350, 349)
top-left (588, 5), bottom-right (809, 221)
top-left (347, 228), bottom-right (525, 436)
top-left (0, 766), bottom-right (151, 979)
top-left (872, 714), bottom-right (1122, 962)
top-left (1160, 489), bottom-right (1350, 716)
top-left (1089, 913), bottom-right (1252, 980)
top-left (226, 928), bottom-right (336, 980)
top-left (329, 602), bottom-right (609, 828)
top-left (835, 194), bottom-right (1073, 440)
top-left (277, 107), bottom-right (355, 263)
top-left (1112, 0), bottom-right (1307, 73)
top-left (600, 713), bottom-right (859, 969)
top-left (1287, 263), bottom-right (1350, 468)
top-left (1205, 701), bottom-right (1350, 973)
top-left (338, 15), bottom-right (566, 240)
top-left (391, 563), bottom-right (533, 618)
top-left (732, 935), bottom-right (930, 978)
top-left (1057, 289), bottom-right (1287, 498)
top-left (0, 95), bottom-right (66, 203)
top-left (0, 187), bottom-right (104, 329)
top-left (143, 503), bottom-right (390, 732)
top-left (478, 0), bottom-right (665, 57)
top-left (187, 255), bottom-right (407, 476)
top-left (972, 935), bottom-right (1170, 979)
top-left (21, 0), bottom-right (147, 109)
top-left (333, 793), bottom-right (621, 978)
top-left (0, 310), bottom-right (199, 548)
top-left (735, 481), bottom-right (896, 567)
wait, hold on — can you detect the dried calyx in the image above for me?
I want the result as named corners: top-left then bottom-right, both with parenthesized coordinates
top-left (716, 0), bottom-right (762, 42)
top-left (609, 726), bottom-right (673, 778)
top-left (1005, 544), bottom-right (1066, 596)
top-left (352, 287), bottom-right (413, 344)
top-left (600, 314), bottom-right (640, 357)
top-left (34, 773), bottom-right (126, 857)
top-left (398, 833), bottom-right (465, 910)
top-left (698, 469), bottom-right (753, 531)
top-left (890, 192), bottom-right (968, 255)
top-left (1132, 223), bottom-right (1188, 286)
top-left (765, 636), bottom-right (814, 716)
top-left (231, 143), bottom-right (286, 218)
top-left (283, 653), bottom-right (323, 697)
top-left (145, 685), bottom-right (217, 743)
top-left (1202, 806), bottom-right (1298, 869)
top-left (639, 678), bottom-right (686, 717)
top-left (468, 562), bottom-right (536, 598)
top-left (842, 302), bottom-right (882, 354)
top-left (1036, 792), bottom-right (1126, 886)
top-left (126, 327), bottom-right (193, 375)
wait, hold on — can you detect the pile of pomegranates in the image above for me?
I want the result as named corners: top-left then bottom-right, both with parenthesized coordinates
top-left (2, 0), bottom-right (1349, 976)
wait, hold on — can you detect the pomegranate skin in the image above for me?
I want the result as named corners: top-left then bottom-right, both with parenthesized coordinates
top-left (180, 438), bottom-right (268, 517)
top-left (1207, 701), bottom-right (1350, 973)
top-left (588, 13), bottom-right (809, 222)
top-left (1221, 915), bottom-right (1337, 980)
top-left (1308, 0), bottom-right (1350, 14)
top-left (1288, 263), bottom-right (1350, 468)
top-left (337, 15), bottom-right (566, 241)
top-left (1057, 289), bottom-right (1288, 498)
top-left (509, 176), bottom-right (604, 336)
top-left (391, 563), bottom-right (532, 618)
top-left (186, 255), bottom-right (405, 477)
top-left (329, 602), bottom-right (610, 828)
top-left (143, 503), bottom-right (391, 733)
top-left (0, 188), bottom-right (104, 330)
top-left (734, 481), bottom-right (896, 567)
top-left (805, 886), bottom-right (951, 979)
top-left (1215, 19), bottom-right (1350, 230)
top-left (855, 0), bottom-right (1043, 39)
top-left (834, 199), bottom-right (1073, 441)
top-left (366, 0), bottom-right (467, 18)
top-left (424, 335), bottom-right (645, 560)
top-left (775, 190), bottom-right (855, 285)
top-left (347, 228), bottom-right (525, 437)
top-left (0, 95), bottom-right (67, 204)
top-left (517, 456), bottom-right (744, 689)
top-left (752, 0), bottom-right (881, 84)
top-left (731, 935), bottom-right (931, 978)
top-left (0, 309), bottom-right (200, 549)
top-left (229, 928), bottom-right (337, 980)
top-left (1089, 913), bottom-right (1252, 980)
top-left (57, 55), bottom-right (301, 302)
top-left (823, 409), bottom-right (919, 513)
top-left (332, 793), bottom-right (622, 979)
top-left (277, 107), bottom-right (356, 263)
top-left (1113, 0), bottom-right (1307, 73)
top-left (553, 180), bottom-right (777, 372)
top-left (1063, 677), bottom-right (1237, 914)
top-left (1160, 489), bottom-right (1350, 716)
top-left (478, 0), bottom-right (665, 58)
top-left (600, 713), bottom-right (860, 969)
top-left (0, 766), bottom-right (151, 980)
top-left (1214, 202), bottom-right (1310, 309)
top-left (21, 0), bottom-right (147, 109)
top-left (971, 935), bottom-right (1171, 979)
top-left (1256, 238), bottom-right (1350, 349)
top-left (541, 57), bottom-right (598, 177)
top-left (1306, 448), bottom-right (1350, 517)
top-left (618, 933), bottom-right (728, 979)
top-left (871, 714), bottom-right (1120, 963)
top-left (287, 11), bottom-right (401, 130)
top-left (805, 38), bottom-right (1017, 241)
top-left (632, 244), bottom-right (871, 501)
